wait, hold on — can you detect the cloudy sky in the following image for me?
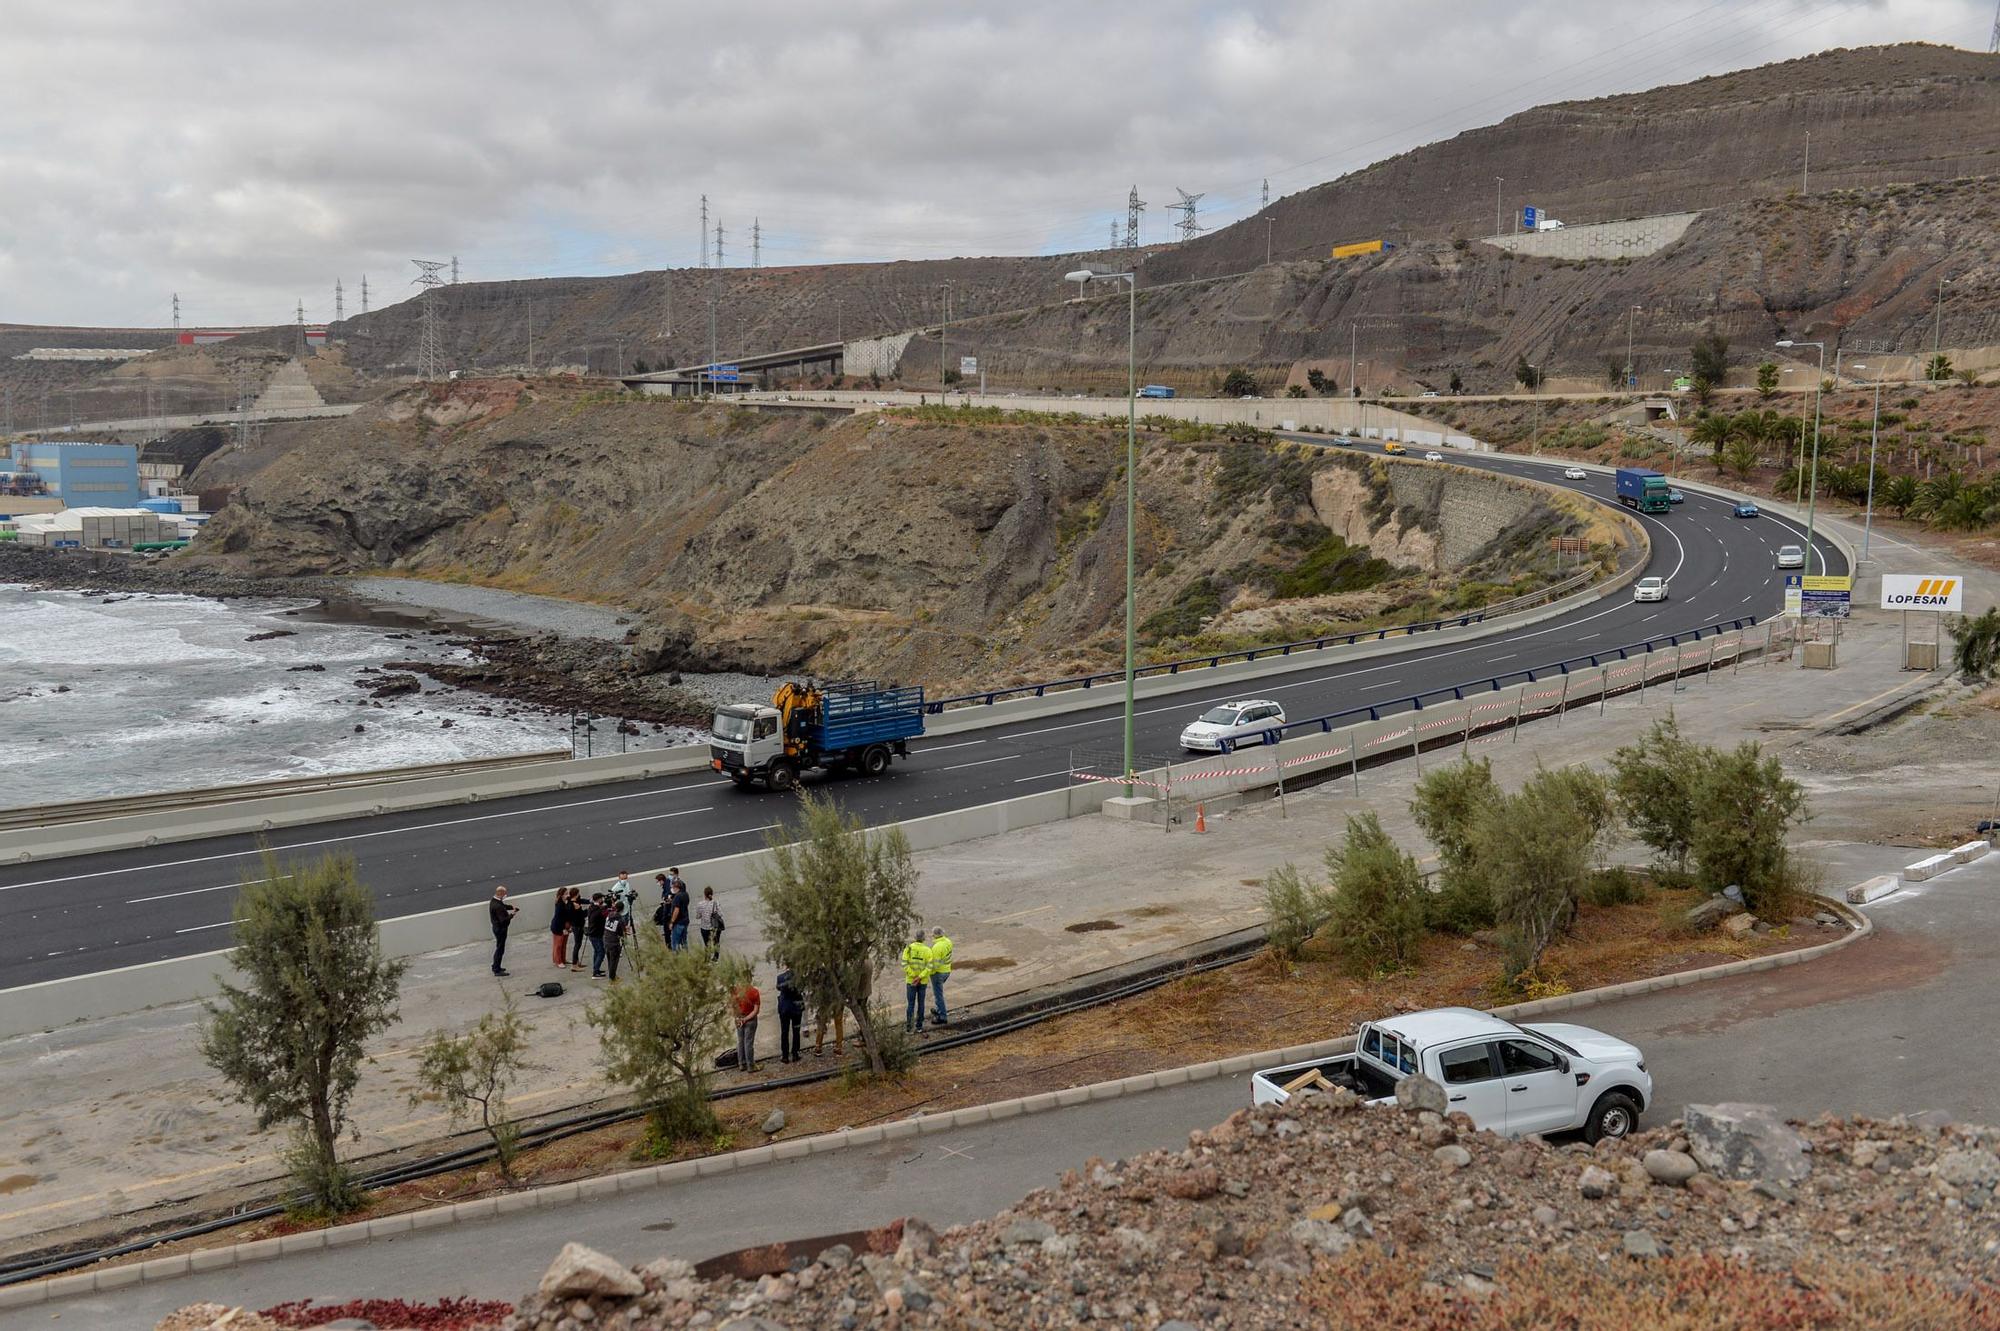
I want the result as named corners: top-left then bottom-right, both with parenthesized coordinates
top-left (0, 0), bottom-right (1987, 327)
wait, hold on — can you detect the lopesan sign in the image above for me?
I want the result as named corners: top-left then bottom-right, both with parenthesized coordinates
top-left (1880, 575), bottom-right (1963, 612)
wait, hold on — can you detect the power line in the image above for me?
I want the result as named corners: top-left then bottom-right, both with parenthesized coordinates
top-left (360, 274), bottom-right (370, 315)
top-left (450, 255), bottom-right (459, 284)
top-left (752, 218), bottom-right (761, 269)
top-left (334, 279), bottom-right (344, 324)
top-left (699, 195), bottom-right (709, 269)
top-left (411, 258), bottom-right (450, 380)
top-left (1109, 219), bottom-right (1119, 249)
top-left (1123, 186), bottom-right (1145, 249)
top-left (171, 293), bottom-right (180, 330)
top-left (714, 219), bottom-right (724, 269)
top-left (1261, 178), bottom-right (1270, 210)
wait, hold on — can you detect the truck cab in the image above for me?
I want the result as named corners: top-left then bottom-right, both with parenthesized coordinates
top-left (710, 704), bottom-right (785, 775)
top-left (1250, 1006), bottom-right (1652, 1142)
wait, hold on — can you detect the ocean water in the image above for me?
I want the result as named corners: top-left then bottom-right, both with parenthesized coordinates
top-left (0, 586), bottom-right (690, 809)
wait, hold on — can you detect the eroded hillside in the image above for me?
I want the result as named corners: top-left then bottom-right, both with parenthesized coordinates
top-left (188, 384), bottom-right (1618, 688)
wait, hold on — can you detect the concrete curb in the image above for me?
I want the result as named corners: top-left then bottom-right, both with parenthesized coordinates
top-left (0, 891), bottom-right (1869, 1309)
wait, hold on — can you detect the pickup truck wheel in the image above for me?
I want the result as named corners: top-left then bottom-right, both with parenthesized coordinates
top-left (861, 745), bottom-right (891, 776)
top-left (767, 761), bottom-right (798, 791)
top-left (1584, 1091), bottom-right (1641, 1144)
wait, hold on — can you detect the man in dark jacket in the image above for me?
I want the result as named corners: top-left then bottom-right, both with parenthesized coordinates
top-left (489, 885), bottom-right (519, 976)
top-left (585, 893), bottom-right (609, 977)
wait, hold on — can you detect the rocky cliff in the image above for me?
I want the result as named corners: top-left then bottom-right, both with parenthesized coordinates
top-left (186, 384), bottom-right (1601, 687)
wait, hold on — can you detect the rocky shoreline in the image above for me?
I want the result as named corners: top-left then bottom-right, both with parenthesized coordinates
top-left (0, 546), bottom-right (718, 728)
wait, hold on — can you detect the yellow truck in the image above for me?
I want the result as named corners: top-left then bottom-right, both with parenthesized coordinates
top-left (1381, 440), bottom-right (1406, 455)
top-left (1331, 239), bottom-right (1396, 259)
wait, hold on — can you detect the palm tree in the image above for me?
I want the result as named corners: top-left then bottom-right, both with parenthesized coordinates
top-left (1691, 414), bottom-right (1731, 467)
top-left (1880, 474), bottom-right (1918, 518)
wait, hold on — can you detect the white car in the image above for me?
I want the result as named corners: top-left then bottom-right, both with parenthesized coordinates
top-left (1179, 699), bottom-right (1286, 753)
top-left (1252, 1007), bottom-right (1651, 1142)
top-left (1423, 450), bottom-right (1445, 462)
top-left (1632, 576), bottom-right (1669, 602)
top-left (1420, 390), bottom-right (1440, 398)
top-left (1776, 545), bottom-right (1806, 569)
top-left (1563, 466), bottom-right (1588, 480)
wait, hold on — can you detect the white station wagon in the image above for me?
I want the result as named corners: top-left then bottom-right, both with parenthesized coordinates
top-left (1179, 699), bottom-right (1286, 753)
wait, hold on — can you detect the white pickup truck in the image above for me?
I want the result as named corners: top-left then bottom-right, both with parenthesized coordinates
top-left (1250, 1006), bottom-right (1651, 1142)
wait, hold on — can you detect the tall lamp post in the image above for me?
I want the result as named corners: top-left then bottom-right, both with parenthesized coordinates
top-left (1850, 363), bottom-right (1884, 563)
top-left (1066, 267), bottom-right (1139, 796)
top-left (1624, 306), bottom-right (1641, 390)
top-left (1776, 339), bottom-right (1825, 575)
top-left (1931, 277), bottom-right (1950, 379)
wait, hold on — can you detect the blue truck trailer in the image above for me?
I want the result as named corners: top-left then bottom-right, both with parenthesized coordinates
top-left (1614, 467), bottom-right (1672, 514)
top-left (708, 680), bottom-right (926, 789)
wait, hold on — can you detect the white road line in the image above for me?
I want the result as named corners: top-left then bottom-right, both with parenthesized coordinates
top-left (0, 785), bottom-right (716, 893)
top-left (939, 755), bottom-right (1021, 772)
top-left (615, 806), bottom-right (716, 827)
top-left (674, 824), bottom-right (779, 846)
top-left (1357, 679), bottom-right (1404, 692)
top-left (915, 739), bottom-right (988, 754)
top-left (175, 920), bottom-right (234, 935)
top-left (1011, 768), bottom-right (1077, 783)
top-left (126, 882), bottom-right (250, 904)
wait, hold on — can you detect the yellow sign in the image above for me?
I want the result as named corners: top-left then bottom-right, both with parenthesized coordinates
top-left (1330, 239), bottom-right (1386, 259)
top-left (1801, 575), bottom-right (1851, 594)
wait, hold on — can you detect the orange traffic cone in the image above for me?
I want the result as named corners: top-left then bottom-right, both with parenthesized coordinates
top-left (1195, 804), bottom-right (1207, 834)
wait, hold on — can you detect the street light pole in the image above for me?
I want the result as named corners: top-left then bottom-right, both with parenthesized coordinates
top-left (1495, 177), bottom-right (1503, 236)
top-left (1066, 268), bottom-right (1140, 797)
top-left (1777, 339), bottom-right (1826, 574)
top-left (1932, 277), bottom-right (1949, 378)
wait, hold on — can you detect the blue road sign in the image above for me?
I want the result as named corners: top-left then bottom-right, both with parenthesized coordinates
top-left (1522, 205), bottom-right (1537, 228)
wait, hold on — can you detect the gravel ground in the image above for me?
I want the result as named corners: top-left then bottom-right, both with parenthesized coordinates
top-left (343, 578), bottom-right (638, 642)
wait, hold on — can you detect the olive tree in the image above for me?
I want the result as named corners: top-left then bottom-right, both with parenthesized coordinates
top-left (1323, 813), bottom-right (1428, 975)
top-left (589, 934), bottom-right (745, 1147)
top-left (1408, 757), bottom-right (1500, 932)
top-left (411, 1001), bottom-right (539, 1182)
top-left (1261, 862), bottom-right (1332, 963)
top-left (754, 791), bottom-right (919, 1076)
top-left (1472, 766), bottom-right (1615, 978)
top-left (200, 853), bottom-right (407, 1215)
top-left (1609, 714), bottom-right (1712, 875)
top-left (1689, 743), bottom-right (1808, 916)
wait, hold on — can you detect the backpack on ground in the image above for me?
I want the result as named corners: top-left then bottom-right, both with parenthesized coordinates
top-left (534, 981), bottom-right (565, 999)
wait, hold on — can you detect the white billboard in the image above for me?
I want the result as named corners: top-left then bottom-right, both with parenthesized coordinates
top-left (1880, 575), bottom-right (1963, 612)
top-left (958, 356), bottom-right (978, 376)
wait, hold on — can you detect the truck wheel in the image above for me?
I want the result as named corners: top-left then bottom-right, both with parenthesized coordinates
top-left (1584, 1091), bottom-right (1641, 1144)
top-left (767, 761), bottom-right (798, 791)
top-left (861, 745), bottom-right (891, 776)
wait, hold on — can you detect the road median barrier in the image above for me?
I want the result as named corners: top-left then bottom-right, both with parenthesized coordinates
top-left (0, 888), bottom-right (1871, 1311)
top-left (1950, 840), bottom-right (1991, 866)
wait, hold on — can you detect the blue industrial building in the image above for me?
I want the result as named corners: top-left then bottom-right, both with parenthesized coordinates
top-left (6, 441), bottom-right (143, 509)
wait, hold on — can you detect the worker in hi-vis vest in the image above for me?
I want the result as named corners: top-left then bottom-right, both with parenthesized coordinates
top-left (928, 926), bottom-right (954, 1026)
top-left (901, 929), bottom-right (934, 1034)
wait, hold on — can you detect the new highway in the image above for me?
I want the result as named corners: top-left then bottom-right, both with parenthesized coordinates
top-left (0, 450), bottom-right (1841, 988)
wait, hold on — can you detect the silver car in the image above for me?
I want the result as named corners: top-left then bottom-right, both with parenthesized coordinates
top-left (1179, 699), bottom-right (1287, 753)
top-left (1776, 545), bottom-right (1805, 569)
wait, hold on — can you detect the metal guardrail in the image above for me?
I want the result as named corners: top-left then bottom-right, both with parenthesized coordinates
top-left (1214, 615), bottom-right (1763, 752)
top-left (0, 749), bottom-right (574, 833)
top-left (923, 567), bottom-right (1598, 713)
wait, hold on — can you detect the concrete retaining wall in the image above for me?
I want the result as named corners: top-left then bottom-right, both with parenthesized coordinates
top-left (842, 332), bottom-right (915, 378)
top-left (1483, 212), bottom-right (1702, 261)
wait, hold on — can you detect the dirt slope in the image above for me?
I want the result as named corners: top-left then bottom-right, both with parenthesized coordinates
top-left (186, 384), bottom-right (1600, 687)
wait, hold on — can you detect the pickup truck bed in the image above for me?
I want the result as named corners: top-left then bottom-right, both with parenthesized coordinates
top-left (1251, 1053), bottom-right (1398, 1107)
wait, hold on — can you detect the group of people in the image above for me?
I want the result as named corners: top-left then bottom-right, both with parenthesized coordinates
top-left (485, 875), bottom-right (959, 1071)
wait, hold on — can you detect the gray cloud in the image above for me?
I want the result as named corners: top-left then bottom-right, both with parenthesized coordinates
top-left (0, 0), bottom-right (1982, 325)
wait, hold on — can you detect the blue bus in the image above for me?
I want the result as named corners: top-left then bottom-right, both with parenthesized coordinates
top-left (1138, 384), bottom-right (1175, 399)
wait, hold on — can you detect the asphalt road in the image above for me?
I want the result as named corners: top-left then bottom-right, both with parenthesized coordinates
top-left (1, 449), bottom-right (1842, 986)
top-left (14, 850), bottom-right (1985, 1329)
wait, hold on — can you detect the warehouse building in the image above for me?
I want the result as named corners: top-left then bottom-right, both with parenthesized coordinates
top-left (5, 441), bottom-right (143, 508)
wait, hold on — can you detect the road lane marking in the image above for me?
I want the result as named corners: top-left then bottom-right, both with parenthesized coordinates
top-left (125, 882), bottom-right (256, 904)
top-left (1011, 769), bottom-right (1077, 783)
top-left (174, 920), bottom-right (234, 934)
top-left (674, 823), bottom-right (779, 846)
top-left (916, 739), bottom-right (988, 754)
top-left (939, 755), bottom-right (1021, 772)
top-left (616, 806), bottom-right (716, 827)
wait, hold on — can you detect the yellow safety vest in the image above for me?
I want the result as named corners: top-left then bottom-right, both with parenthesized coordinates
top-left (901, 940), bottom-right (933, 985)
top-left (929, 935), bottom-right (953, 974)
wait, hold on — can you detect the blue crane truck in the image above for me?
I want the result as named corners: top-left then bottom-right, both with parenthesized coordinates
top-left (1615, 467), bottom-right (1672, 514)
top-left (708, 680), bottom-right (926, 789)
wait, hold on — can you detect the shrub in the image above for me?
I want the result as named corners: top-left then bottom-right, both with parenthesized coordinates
top-left (1272, 534), bottom-right (1396, 599)
top-left (1473, 766), bottom-right (1614, 979)
top-left (410, 1002), bottom-right (538, 1183)
top-left (1582, 865), bottom-right (1644, 907)
top-left (588, 937), bottom-right (746, 1149)
top-left (1408, 757), bottom-right (1499, 932)
top-left (1261, 862), bottom-right (1332, 962)
top-left (1141, 575), bottom-right (1223, 641)
top-left (1322, 813), bottom-right (1427, 975)
top-left (1951, 607), bottom-right (2000, 681)
top-left (1687, 742), bottom-right (1808, 917)
top-left (1609, 714), bottom-right (1710, 872)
